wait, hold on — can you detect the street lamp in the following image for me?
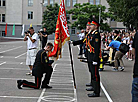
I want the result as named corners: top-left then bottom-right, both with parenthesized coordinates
top-left (99, 0), bottom-right (101, 32)
top-left (99, 7), bottom-right (101, 32)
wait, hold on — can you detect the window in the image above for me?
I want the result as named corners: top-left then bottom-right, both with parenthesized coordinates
top-left (50, 0), bottom-right (54, 5)
top-left (71, 27), bottom-right (75, 34)
top-left (72, 0), bottom-right (77, 6)
top-left (67, 14), bottom-right (70, 21)
top-left (3, 0), bottom-right (5, 6)
top-left (28, 11), bottom-right (33, 19)
top-left (2, 31), bottom-right (5, 36)
top-left (67, 0), bottom-right (70, 7)
top-left (0, 14), bottom-right (1, 22)
top-left (0, 0), bottom-right (1, 6)
top-left (28, 0), bottom-right (33, 6)
top-left (44, 0), bottom-right (48, 6)
top-left (2, 14), bottom-right (5, 22)
top-left (96, 0), bottom-right (100, 5)
top-left (89, 0), bottom-right (94, 4)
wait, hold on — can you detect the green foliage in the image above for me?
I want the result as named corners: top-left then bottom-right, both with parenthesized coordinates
top-left (67, 3), bottom-right (113, 31)
top-left (107, 0), bottom-right (138, 30)
top-left (42, 3), bottom-right (59, 34)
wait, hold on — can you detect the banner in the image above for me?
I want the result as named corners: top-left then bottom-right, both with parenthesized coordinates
top-left (5, 23), bottom-right (7, 36)
top-left (30, 23), bottom-right (32, 27)
top-left (21, 24), bottom-right (25, 36)
top-left (12, 24), bottom-right (15, 36)
top-left (48, 0), bottom-right (70, 59)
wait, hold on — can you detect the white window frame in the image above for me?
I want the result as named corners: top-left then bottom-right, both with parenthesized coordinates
top-left (2, 14), bottom-right (5, 22)
top-left (96, 0), bottom-right (100, 5)
top-left (89, 0), bottom-right (94, 5)
top-left (72, 0), bottom-right (77, 6)
top-left (44, 0), bottom-right (48, 6)
top-left (28, 0), bottom-right (33, 6)
top-left (28, 11), bottom-right (33, 19)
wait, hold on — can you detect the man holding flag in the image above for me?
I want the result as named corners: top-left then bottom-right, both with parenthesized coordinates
top-left (48, 0), bottom-right (70, 58)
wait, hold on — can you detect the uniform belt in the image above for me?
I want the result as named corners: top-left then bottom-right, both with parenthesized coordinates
top-left (29, 48), bottom-right (37, 50)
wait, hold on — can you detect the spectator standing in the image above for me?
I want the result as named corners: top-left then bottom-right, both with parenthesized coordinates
top-left (77, 29), bottom-right (85, 56)
top-left (40, 27), bottom-right (49, 49)
top-left (24, 27), bottom-right (39, 75)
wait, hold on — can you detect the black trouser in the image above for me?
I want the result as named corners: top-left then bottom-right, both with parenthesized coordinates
top-left (42, 40), bottom-right (47, 49)
top-left (88, 62), bottom-right (100, 94)
top-left (41, 67), bottom-right (53, 87)
top-left (79, 44), bottom-right (83, 55)
top-left (22, 77), bottom-right (42, 89)
top-left (22, 66), bottom-right (53, 89)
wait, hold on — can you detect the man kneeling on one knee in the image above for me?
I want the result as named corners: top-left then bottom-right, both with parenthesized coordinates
top-left (17, 42), bottom-right (54, 89)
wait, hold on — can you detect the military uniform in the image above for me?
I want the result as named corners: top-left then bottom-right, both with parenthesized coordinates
top-left (86, 30), bottom-right (101, 97)
top-left (17, 49), bottom-right (53, 89)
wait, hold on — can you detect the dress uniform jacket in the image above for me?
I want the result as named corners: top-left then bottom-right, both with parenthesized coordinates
top-left (87, 30), bottom-right (101, 63)
top-left (32, 49), bottom-right (50, 78)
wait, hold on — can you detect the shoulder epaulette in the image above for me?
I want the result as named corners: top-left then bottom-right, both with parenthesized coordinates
top-left (95, 32), bottom-right (98, 34)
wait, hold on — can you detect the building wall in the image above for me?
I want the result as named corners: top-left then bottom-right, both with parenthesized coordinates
top-left (6, 0), bottom-right (22, 24)
top-left (22, 0), bottom-right (42, 25)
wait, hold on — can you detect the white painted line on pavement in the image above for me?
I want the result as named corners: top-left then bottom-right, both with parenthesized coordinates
top-left (20, 62), bottom-right (23, 64)
top-left (71, 44), bottom-right (77, 102)
top-left (37, 64), bottom-right (57, 102)
top-left (0, 78), bottom-right (34, 81)
top-left (0, 46), bottom-right (22, 53)
top-left (15, 52), bottom-right (27, 58)
top-left (0, 62), bottom-right (6, 65)
top-left (0, 56), bottom-right (3, 58)
top-left (0, 96), bottom-right (38, 99)
top-left (100, 82), bottom-right (113, 102)
top-left (45, 92), bottom-right (73, 95)
top-left (0, 68), bottom-right (28, 70)
top-left (37, 89), bottom-right (46, 102)
top-left (50, 88), bottom-right (74, 90)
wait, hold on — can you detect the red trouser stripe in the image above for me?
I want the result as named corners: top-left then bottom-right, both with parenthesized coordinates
top-left (95, 66), bottom-right (98, 81)
top-left (23, 78), bottom-right (39, 88)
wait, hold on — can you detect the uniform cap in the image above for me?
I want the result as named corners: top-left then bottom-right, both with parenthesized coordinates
top-left (87, 22), bottom-right (91, 26)
top-left (91, 18), bottom-right (100, 27)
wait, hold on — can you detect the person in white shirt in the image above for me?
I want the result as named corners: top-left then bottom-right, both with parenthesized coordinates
top-left (24, 27), bottom-right (39, 75)
top-left (77, 29), bottom-right (85, 56)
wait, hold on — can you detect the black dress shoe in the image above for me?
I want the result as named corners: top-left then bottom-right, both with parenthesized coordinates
top-left (86, 87), bottom-right (94, 91)
top-left (41, 85), bottom-right (52, 89)
top-left (88, 93), bottom-right (100, 97)
top-left (86, 83), bottom-right (92, 87)
top-left (17, 80), bottom-right (23, 89)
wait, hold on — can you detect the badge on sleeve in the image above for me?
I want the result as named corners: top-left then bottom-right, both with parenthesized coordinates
top-left (95, 32), bottom-right (98, 34)
top-left (95, 38), bottom-right (99, 42)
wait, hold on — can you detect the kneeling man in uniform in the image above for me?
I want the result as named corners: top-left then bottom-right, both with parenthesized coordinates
top-left (17, 42), bottom-right (53, 89)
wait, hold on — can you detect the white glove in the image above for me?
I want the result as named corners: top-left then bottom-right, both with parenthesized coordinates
top-left (93, 61), bottom-right (98, 65)
top-left (68, 40), bottom-right (73, 44)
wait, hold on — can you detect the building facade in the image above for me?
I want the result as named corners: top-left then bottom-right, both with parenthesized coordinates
top-left (0, 0), bottom-right (125, 38)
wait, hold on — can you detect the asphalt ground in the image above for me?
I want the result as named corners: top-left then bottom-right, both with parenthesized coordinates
top-left (0, 40), bottom-right (133, 102)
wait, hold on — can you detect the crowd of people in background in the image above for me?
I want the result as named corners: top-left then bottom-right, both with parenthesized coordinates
top-left (75, 28), bottom-right (136, 72)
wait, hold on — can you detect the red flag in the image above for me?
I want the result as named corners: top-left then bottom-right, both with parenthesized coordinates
top-left (48, 0), bottom-right (70, 59)
top-left (5, 23), bottom-right (7, 36)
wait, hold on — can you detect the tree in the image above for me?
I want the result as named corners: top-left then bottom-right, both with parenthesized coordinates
top-left (67, 3), bottom-right (114, 31)
top-left (42, 3), bottom-right (59, 34)
top-left (107, 0), bottom-right (138, 30)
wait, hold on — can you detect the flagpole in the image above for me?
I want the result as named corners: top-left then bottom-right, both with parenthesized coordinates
top-left (68, 41), bottom-right (76, 89)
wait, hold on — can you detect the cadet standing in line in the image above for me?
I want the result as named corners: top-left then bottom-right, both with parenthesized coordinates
top-left (86, 19), bottom-right (101, 97)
